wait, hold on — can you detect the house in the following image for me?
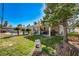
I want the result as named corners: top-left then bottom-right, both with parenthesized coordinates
top-left (0, 27), bottom-right (16, 33)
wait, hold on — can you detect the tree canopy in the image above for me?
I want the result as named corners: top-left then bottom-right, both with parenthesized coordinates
top-left (43, 3), bottom-right (79, 43)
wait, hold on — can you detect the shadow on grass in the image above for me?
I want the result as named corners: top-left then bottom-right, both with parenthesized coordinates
top-left (0, 35), bottom-right (24, 39)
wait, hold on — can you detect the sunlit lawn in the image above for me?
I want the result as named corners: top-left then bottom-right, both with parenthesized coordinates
top-left (0, 36), bottom-right (34, 56)
top-left (0, 34), bottom-right (63, 56)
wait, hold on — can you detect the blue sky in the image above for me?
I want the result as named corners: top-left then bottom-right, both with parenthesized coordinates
top-left (0, 3), bottom-right (45, 27)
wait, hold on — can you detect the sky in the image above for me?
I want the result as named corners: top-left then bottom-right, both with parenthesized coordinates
top-left (0, 3), bottom-right (45, 27)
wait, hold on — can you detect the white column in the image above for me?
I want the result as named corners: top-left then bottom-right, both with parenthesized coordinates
top-left (38, 27), bottom-right (40, 35)
top-left (59, 25), bottom-right (64, 36)
top-left (48, 26), bottom-right (51, 37)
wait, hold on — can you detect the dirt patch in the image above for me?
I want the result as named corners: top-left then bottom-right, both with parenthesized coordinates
top-left (68, 36), bottom-right (79, 42)
top-left (56, 43), bottom-right (79, 56)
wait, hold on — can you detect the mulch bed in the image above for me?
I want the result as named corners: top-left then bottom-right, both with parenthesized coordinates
top-left (56, 42), bottom-right (79, 56)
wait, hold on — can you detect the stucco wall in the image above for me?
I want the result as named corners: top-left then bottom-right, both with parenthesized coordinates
top-left (74, 27), bottom-right (79, 34)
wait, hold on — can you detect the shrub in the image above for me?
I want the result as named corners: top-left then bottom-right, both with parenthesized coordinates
top-left (68, 32), bottom-right (79, 37)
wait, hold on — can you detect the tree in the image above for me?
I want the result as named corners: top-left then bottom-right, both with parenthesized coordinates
top-left (14, 27), bottom-right (19, 36)
top-left (21, 28), bottom-right (25, 35)
top-left (42, 6), bottom-right (59, 37)
top-left (9, 24), bottom-right (13, 28)
top-left (17, 24), bottom-right (22, 29)
top-left (44, 3), bottom-right (79, 43)
top-left (76, 23), bottom-right (79, 27)
top-left (34, 22), bottom-right (37, 25)
top-left (26, 28), bottom-right (31, 35)
top-left (3, 21), bottom-right (8, 27)
top-left (0, 24), bottom-right (2, 28)
top-left (14, 24), bottom-right (22, 36)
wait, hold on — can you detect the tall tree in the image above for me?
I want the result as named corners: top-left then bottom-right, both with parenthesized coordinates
top-left (44, 3), bottom-right (79, 43)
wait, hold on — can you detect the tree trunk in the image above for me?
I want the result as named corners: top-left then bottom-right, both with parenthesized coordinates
top-left (62, 20), bottom-right (68, 43)
top-left (28, 31), bottom-right (29, 35)
top-left (17, 30), bottom-right (19, 36)
top-left (23, 31), bottom-right (25, 35)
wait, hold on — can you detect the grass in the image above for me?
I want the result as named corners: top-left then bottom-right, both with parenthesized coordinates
top-left (0, 35), bottom-right (63, 56)
top-left (68, 32), bottom-right (79, 37)
top-left (0, 36), bottom-right (34, 56)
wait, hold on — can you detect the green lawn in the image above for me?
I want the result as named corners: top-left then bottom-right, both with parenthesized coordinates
top-left (0, 35), bottom-right (63, 56)
top-left (0, 36), bottom-right (34, 56)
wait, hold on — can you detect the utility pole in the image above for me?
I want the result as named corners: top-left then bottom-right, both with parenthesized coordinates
top-left (1, 3), bottom-right (4, 28)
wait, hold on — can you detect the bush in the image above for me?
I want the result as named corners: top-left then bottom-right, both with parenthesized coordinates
top-left (68, 32), bottom-right (79, 37)
top-left (26, 35), bottom-right (63, 48)
top-left (25, 35), bottom-right (63, 56)
top-left (42, 47), bottom-right (56, 56)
